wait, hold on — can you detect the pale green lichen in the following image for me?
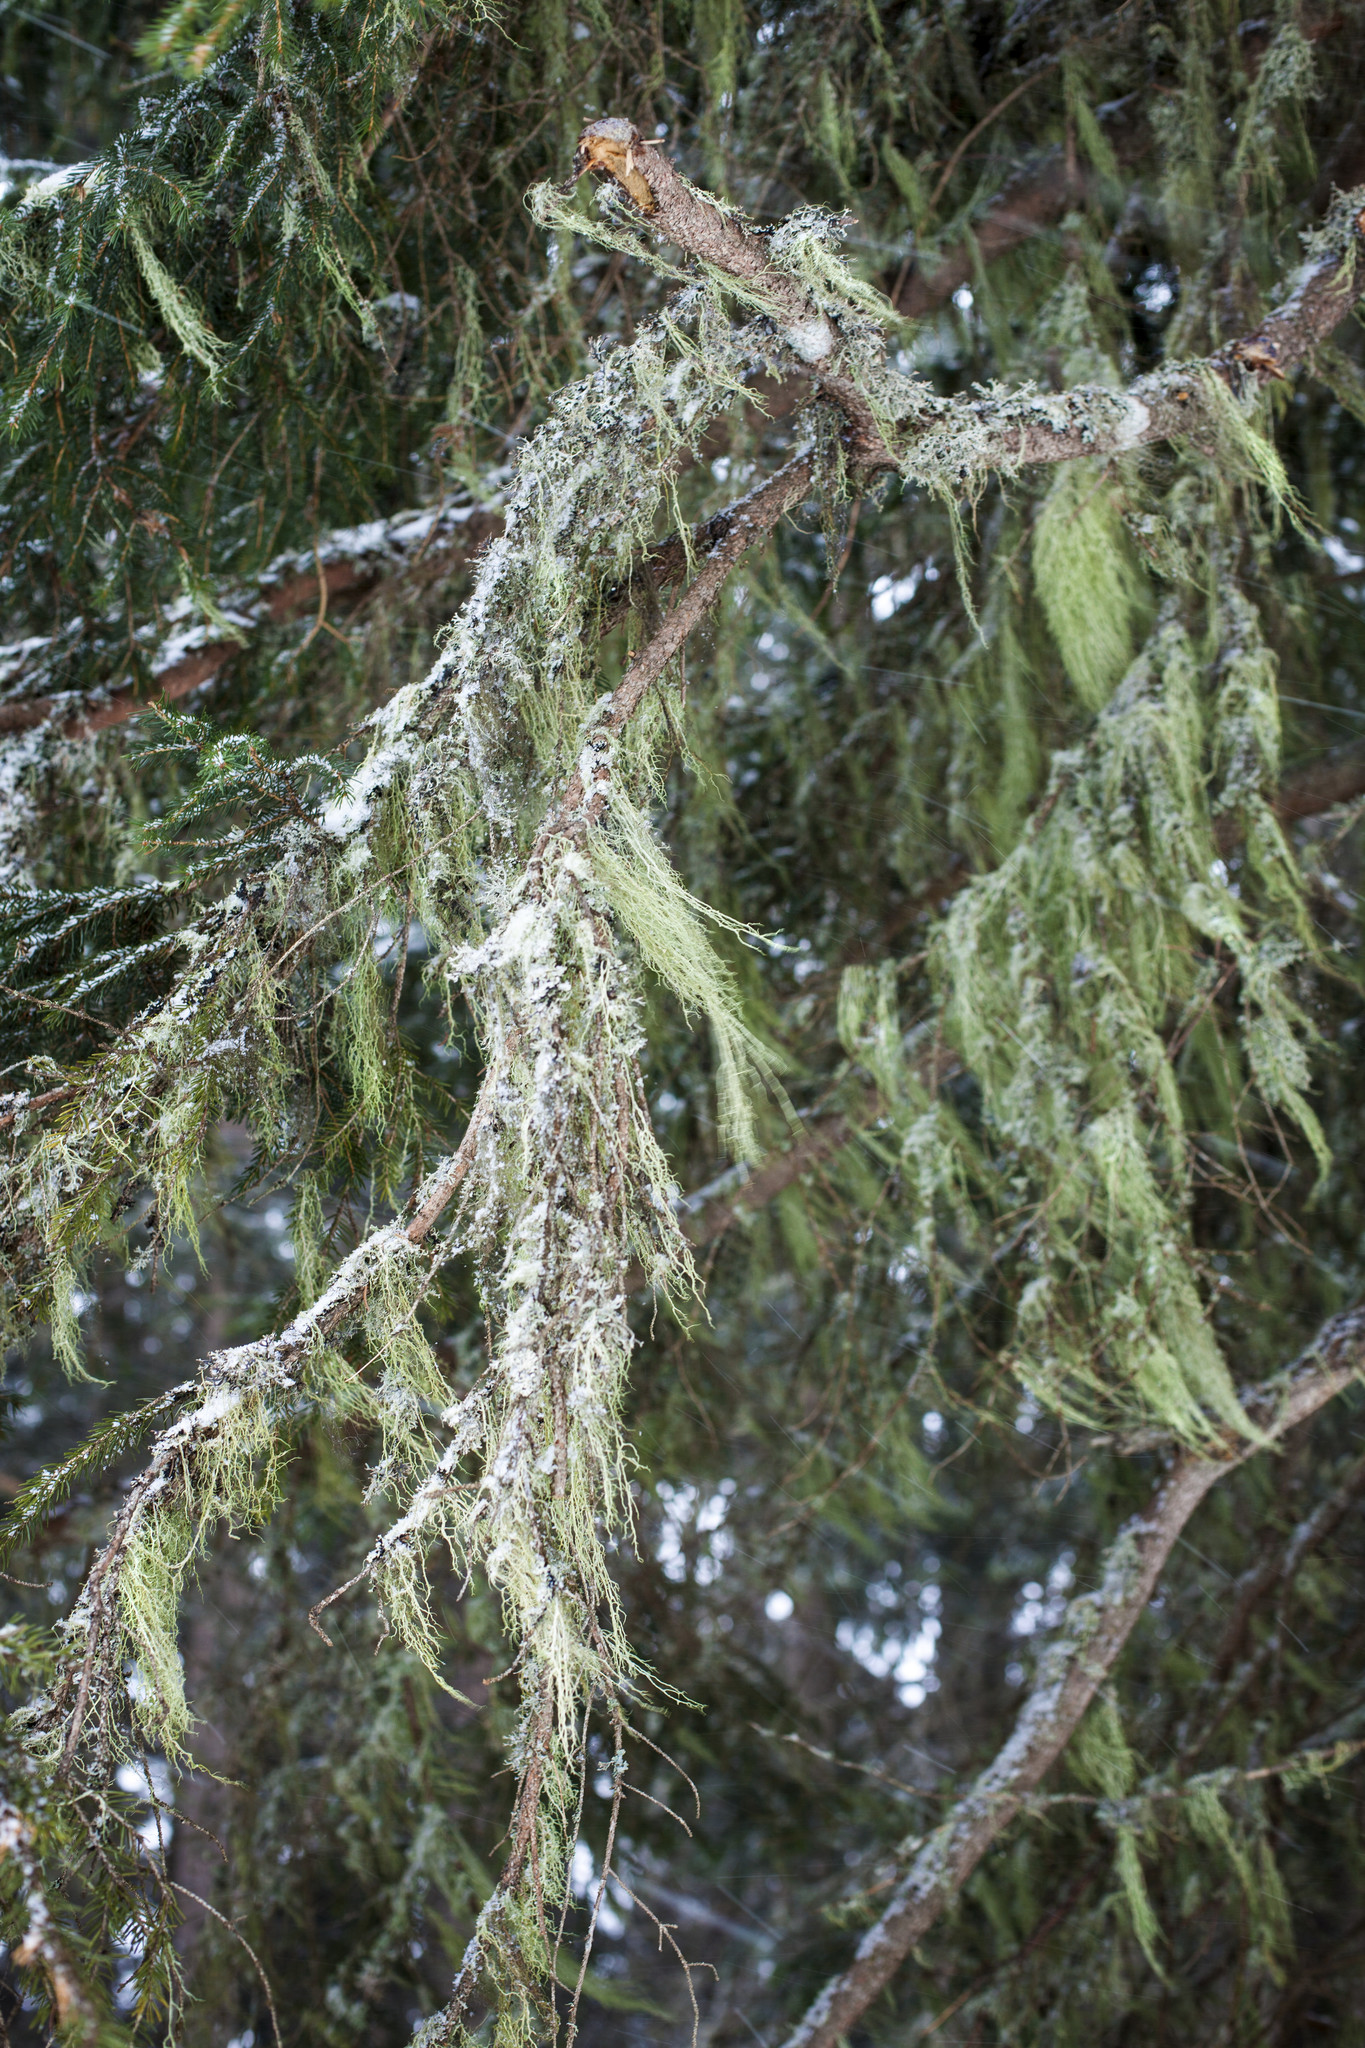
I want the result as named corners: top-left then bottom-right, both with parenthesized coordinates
top-left (922, 591), bottom-right (1327, 1442)
top-left (1033, 460), bottom-right (1152, 710)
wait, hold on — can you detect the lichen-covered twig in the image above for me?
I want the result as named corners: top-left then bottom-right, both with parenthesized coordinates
top-left (574, 117), bottom-right (899, 467)
top-left (46, 1087), bottom-right (490, 1772)
top-left (780, 1301), bottom-right (1365, 2048)
top-left (531, 450), bottom-right (817, 858)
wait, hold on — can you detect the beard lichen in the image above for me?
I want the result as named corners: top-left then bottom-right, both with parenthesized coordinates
top-left (2, 89), bottom-right (1359, 2044)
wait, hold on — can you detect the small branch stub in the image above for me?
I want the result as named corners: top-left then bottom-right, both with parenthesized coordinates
top-left (572, 117), bottom-right (658, 213)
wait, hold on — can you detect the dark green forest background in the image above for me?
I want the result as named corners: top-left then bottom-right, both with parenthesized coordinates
top-left (5, 2), bottom-right (1365, 2044)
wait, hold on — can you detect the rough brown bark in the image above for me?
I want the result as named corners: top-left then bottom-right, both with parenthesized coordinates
top-left (779, 1302), bottom-right (1365, 2048)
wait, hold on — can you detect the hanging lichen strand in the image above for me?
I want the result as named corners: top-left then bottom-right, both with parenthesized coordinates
top-left (929, 586), bottom-right (1324, 1444)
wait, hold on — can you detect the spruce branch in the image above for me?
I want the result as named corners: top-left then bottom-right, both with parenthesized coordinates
top-left (577, 123), bottom-right (1365, 484)
top-left (779, 1300), bottom-right (1365, 2048)
top-left (0, 145), bottom-right (1108, 744)
top-left (8, 10), bottom-right (1365, 2040)
top-left (7, 74), bottom-right (1365, 2042)
top-left (0, 1795), bottom-right (99, 2038)
top-left (573, 118), bottom-right (897, 468)
top-left (529, 450), bottom-right (817, 859)
top-left (0, 496), bottom-right (500, 740)
top-left (44, 1083), bottom-right (489, 1772)
top-left (0, 129), bottom-right (1139, 755)
top-left (0, 444), bottom-right (801, 763)
top-left (8, 165), bottom-right (1357, 773)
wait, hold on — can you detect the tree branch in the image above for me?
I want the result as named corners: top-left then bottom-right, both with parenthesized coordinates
top-left (0, 145), bottom-right (1117, 742)
top-left (46, 1068), bottom-right (492, 1768)
top-left (576, 119), bottom-right (894, 466)
top-left (0, 498), bottom-right (499, 740)
top-left (580, 122), bottom-right (1365, 489)
top-left (0, 135), bottom-right (1128, 746)
top-left (779, 1302), bottom-right (1365, 2048)
top-left (0, 460), bottom-right (799, 748)
top-left (32, 437), bottom-right (819, 1755)
top-left (13, 156), bottom-right (1360, 757)
top-left (531, 451), bottom-right (816, 858)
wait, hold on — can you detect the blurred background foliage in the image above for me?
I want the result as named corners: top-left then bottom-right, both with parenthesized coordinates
top-left (5, 1), bottom-right (1365, 2043)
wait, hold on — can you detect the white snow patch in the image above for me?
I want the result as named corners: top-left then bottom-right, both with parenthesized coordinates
top-left (785, 314), bottom-right (839, 364)
top-left (1112, 396), bottom-right (1152, 450)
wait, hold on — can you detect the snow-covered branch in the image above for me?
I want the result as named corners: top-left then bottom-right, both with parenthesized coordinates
top-left (0, 497), bottom-right (499, 742)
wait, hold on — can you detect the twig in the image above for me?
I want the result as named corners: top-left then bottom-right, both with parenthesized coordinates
top-left (167, 1882), bottom-right (281, 2046)
top-left (0, 1083), bottom-right (80, 1133)
top-left (529, 450), bottom-right (817, 866)
top-left (0, 983), bottom-right (115, 1033)
top-left (811, 496), bottom-right (862, 618)
top-left (928, 66), bottom-right (1058, 214)
top-left (751, 1721), bottom-right (948, 1797)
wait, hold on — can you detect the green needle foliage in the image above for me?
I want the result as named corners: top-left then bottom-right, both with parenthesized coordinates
top-left (3, 4), bottom-right (1365, 2046)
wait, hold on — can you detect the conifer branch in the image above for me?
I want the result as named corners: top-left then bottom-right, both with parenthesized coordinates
top-left (0, 141), bottom-right (1108, 757)
top-left (10, 10), bottom-right (1365, 2038)
top-left (45, 1085), bottom-right (490, 1771)
top-left (0, 498), bottom-right (499, 740)
top-left (0, 138), bottom-right (1132, 752)
top-left (575, 118), bottom-right (896, 468)
top-left (779, 1301), bottom-right (1365, 2048)
top-left (27, 377), bottom-right (807, 1987)
top-left (580, 124), bottom-right (1365, 483)
top-left (0, 451), bottom-right (795, 752)
top-left (531, 452), bottom-right (817, 858)
top-left (8, 165), bottom-right (1358, 767)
